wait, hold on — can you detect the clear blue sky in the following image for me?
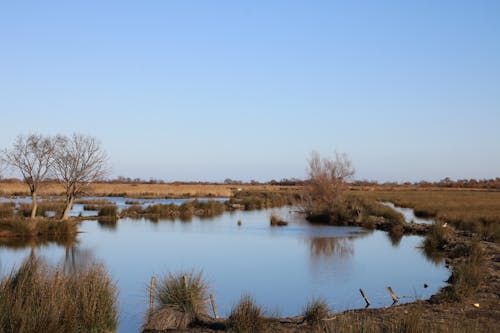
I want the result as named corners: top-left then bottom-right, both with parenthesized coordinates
top-left (1, 1), bottom-right (499, 182)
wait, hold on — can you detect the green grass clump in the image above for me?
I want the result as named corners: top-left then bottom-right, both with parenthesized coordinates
top-left (0, 258), bottom-right (118, 333)
top-left (178, 202), bottom-right (195, 220)
top-left (423, 222), bottom-right (447, 253)
top-left (446, 242), bottom-right (483, 301)
top-left (303, 298), bottom-right (330, 326)
top-left (155, 270), bottom-right (208, 317)
top-left (144, 203), bottom-right (178, 218)
top-left (227, 294), bottom-right (266, 333)
top-left (227, 190), bottom-right (295, 211)
top-left (270, 213), bottom-right (288, 226)
top-left (0, 217), bottom-right (33, 234)
top-left (0, 202), bottom-right (15, 218)
top-left (193, 200), bottom-right (226, 217)
top-left (98, 205), bottom-right (118, 217)
top-left (121, 204), bottom-right (144, 215)
top-left (0, 218), bottom-right (77, 245)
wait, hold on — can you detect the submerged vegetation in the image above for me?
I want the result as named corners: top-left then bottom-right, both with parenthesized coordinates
top-left (0, 258), bottom-right (118, 333)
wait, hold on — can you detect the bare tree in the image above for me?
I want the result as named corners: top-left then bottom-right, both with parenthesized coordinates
top-left (2, 134), bottom-right (55, 218)
top-left (0, 157), bottom-right (4, 179)
top-left (302, 151), bottom-right (355, 216)
top-left (53, 134), bottom-right (108, 220)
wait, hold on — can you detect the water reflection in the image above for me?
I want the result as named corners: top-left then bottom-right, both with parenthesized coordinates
top-left (0, 203), bottom-right (449, 333)
top-left (0, 235), bottom-right (77, 250)
top-left (63, 246), bottom-right (97, 273)
top-left (97, 219), bottom-right (118, 230)
top-left (309, 237), bottom-right (354, 258)
top-left (387, 230), bottom-right (403, 247)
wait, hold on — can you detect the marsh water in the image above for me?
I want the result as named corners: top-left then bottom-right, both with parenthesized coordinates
top-left (381, 202), bottom-right (434, 224)
top-left (0, 197), bottom-right (449, 333)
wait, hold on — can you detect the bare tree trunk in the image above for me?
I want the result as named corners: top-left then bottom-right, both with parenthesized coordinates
top-left (61, 195), bottom-right (74, 220)
top-left (30, 191), bottom-right (38, 219)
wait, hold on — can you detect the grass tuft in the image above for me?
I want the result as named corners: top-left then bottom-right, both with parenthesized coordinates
top-left (303, 298), bottom-right (330, 326)
top-left (155, 270), bottom-right (208, 317)
top-left (227, 294), bottom-right (266, 333)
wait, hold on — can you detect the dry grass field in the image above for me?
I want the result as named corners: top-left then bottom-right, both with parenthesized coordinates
top-left (351, 189), bottom-right (500, 242)
top-left (0, 180), bottom-right (296, 198)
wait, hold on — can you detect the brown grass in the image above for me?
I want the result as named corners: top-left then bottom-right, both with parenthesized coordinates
top-left (352, 190), bottom-right (500, 242)
top-left (0, 257), bottom-right (118, 333)
top-left (227, 294), bottom-right (266, 333)
top-left (0, 180), bottom-right (297, 198)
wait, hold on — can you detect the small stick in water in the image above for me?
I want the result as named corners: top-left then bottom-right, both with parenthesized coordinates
top-left (210, 294), bottom-right (219, 319)
top-left (359, 288), bottom-right (371, 307)
top-left (387, 286), bottom-right (399, 304)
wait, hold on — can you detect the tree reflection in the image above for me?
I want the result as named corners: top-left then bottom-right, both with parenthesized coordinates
top-left (309, 237), bottom-right (354, 258)
top-left (387, 230), bottom-right (403, 247)
top-left (63, 246), bottom-right (97, 274)
top-left (98, 218), bottom-right (118, 230)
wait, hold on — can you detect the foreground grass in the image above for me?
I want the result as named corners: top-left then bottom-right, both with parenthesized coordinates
top-left (0, 258), bottom-right (118, 333)
top-left (352, 190), bottom-right (500, 242)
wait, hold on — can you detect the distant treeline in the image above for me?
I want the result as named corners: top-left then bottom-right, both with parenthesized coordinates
top-left (352, 178), bottom-right (500, 189)
top-left (1, 177), bottom-right (499, 189)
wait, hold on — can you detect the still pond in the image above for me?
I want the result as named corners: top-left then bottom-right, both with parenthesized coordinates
top-left (0, 197), bottom-right (449, 332)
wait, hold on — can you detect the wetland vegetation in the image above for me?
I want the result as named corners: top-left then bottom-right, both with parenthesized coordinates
top-left (0, 144), bottom-right (498, 332)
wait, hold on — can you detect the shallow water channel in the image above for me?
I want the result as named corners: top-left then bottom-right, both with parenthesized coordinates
top-left (0, 198), bottom-right (449, 332)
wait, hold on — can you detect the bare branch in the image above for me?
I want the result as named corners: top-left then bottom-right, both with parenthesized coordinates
top-left (53, 133), bottom-right (109, 220)
top-left (2, 134), bottom-right (56, 218)
top-left (302, 150), bottom-right (355, 216)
